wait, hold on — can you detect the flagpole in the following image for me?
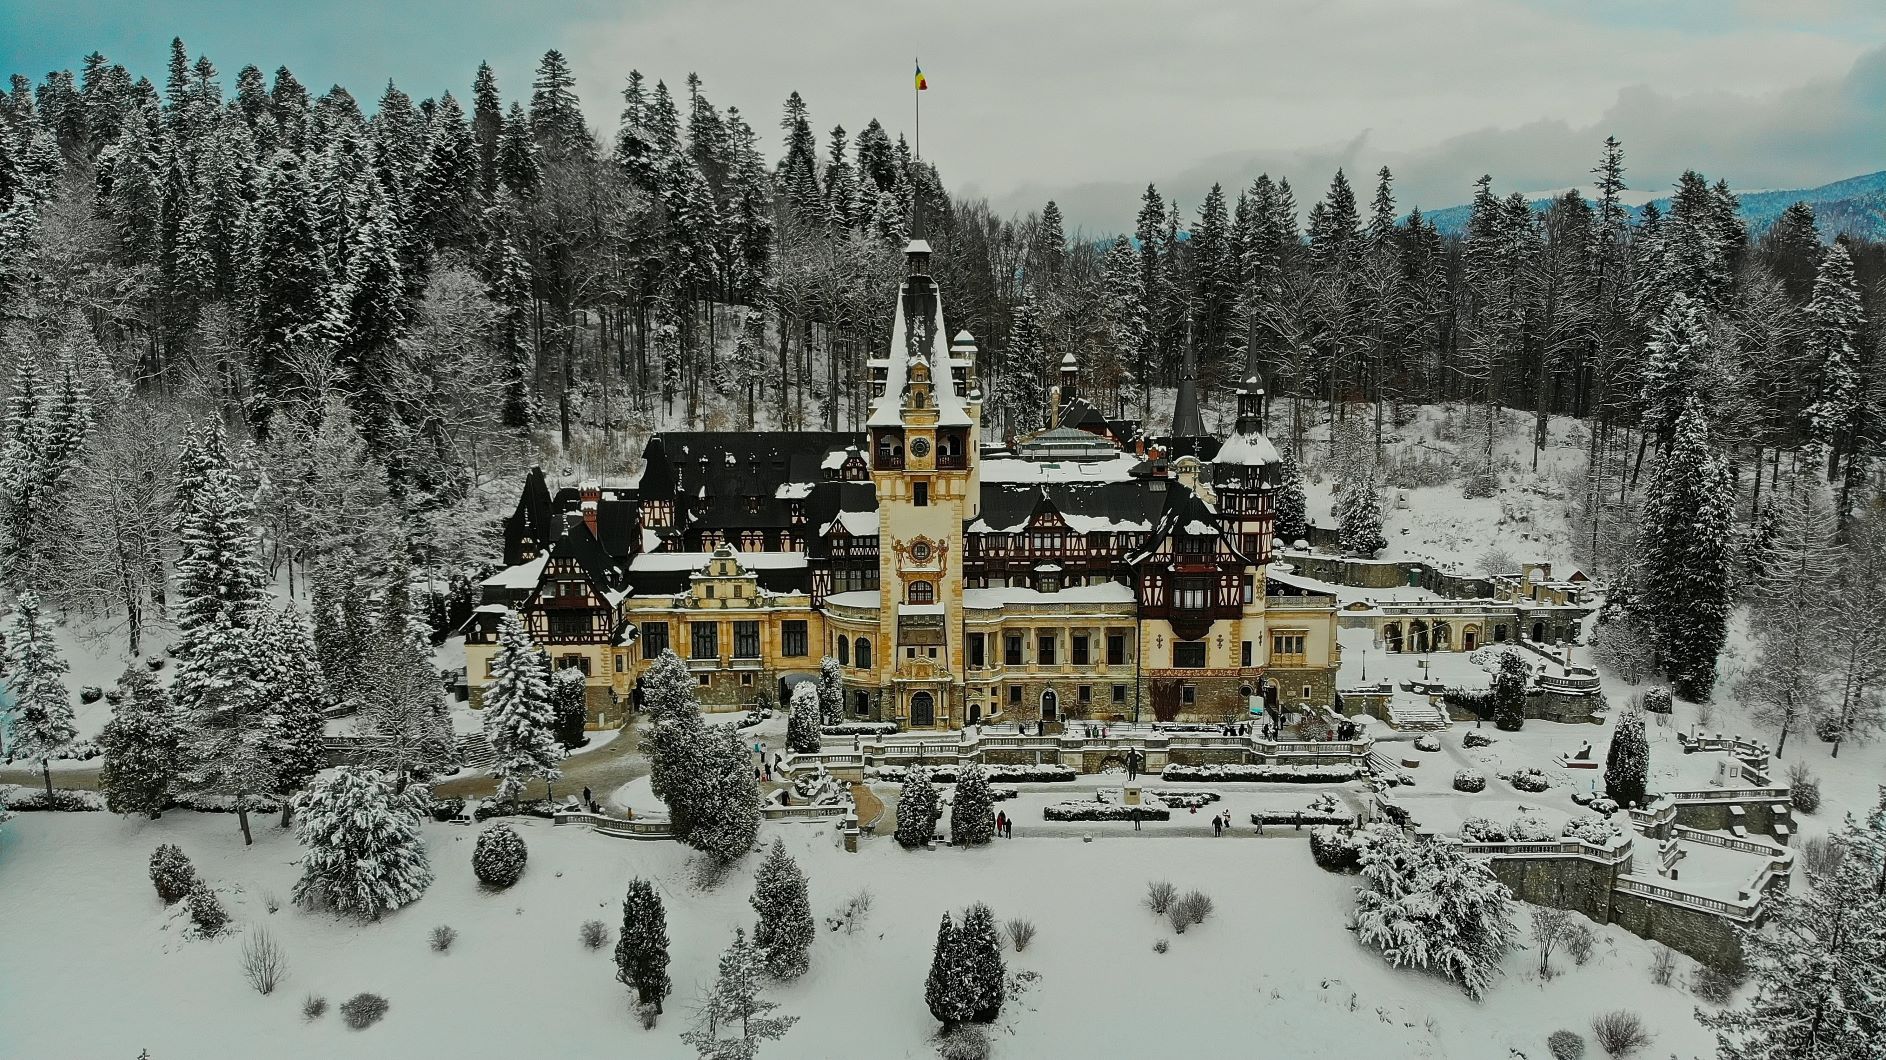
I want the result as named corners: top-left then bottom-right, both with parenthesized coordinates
top-left (914, 56), bottom-right (921, 160)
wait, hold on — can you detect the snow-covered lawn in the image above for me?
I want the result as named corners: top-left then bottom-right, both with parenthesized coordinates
top-left (0, 812), bottom-right (1723, 1059)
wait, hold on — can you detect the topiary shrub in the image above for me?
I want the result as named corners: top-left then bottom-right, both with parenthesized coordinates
top-left (1563, 813), bottom-right (1623, 844)
top-left (1510, 768), bottom-right (1550, 793)
top-left (1414, 735), bottom-right (1441, 752)
top-left (1459, 816), bottom-right (1510, 843)
top-left (1508, 812), bottom-right (1557, 841)
top-left (1462, 730), bottom-right (1494, 749)
top-left (472, 823), bottom-right (528, 888)
top-left (1548, 1029), bottom-right (1586, 1060)
top-left (1642, 688), bottom-right (1673, 715)
top-left (1453, 769), bottom-right (1487, 793)
top-left (149, 844), bottom-right (198, 905)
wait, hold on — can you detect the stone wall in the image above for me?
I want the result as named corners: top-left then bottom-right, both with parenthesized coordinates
top-left (1608, 892), bottom-right (1746, 968)
top-left (1441, 689), bottom-right (1604, 724)
top-left (1281, 551), bottom-right (1496, 598)
top-left (1486, 853), bottom-right (1618, 924)
top-left (1671, 798), bottom-right (1792, 839)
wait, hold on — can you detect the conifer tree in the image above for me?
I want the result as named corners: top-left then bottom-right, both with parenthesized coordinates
top-left (683, 928), bottom-right (798, 1058)
top-left (1352, 828), bottom-right (1517, 998)
top-left (684, 725), bottom-right (761, 865)
top-left (1638, 396), bottom-right (1733, 699)
top-left (551, 666), bottom-right (590, 749)
top-left (495, 102), bottom-right (540, 197)
top-left (471, 61), bottom-right (502, 197)
top-left (816, 656), bottom-right (843, 726)
top-left (528, 49), bottom-right (590, 156)
top-left (1637, 292), bottom-right (1712, 451)
top-left (244, 152), bottom-right (328, 431)
top-left (482, 611), bottom-right (561, 806)
top-left (958, 902), bottom-right (1007, 1024)
top-left (291, 766), bottom-right (433, 919)
top-left (1603, 709), bottom-right (1649, 809)
top-left (750, 838), bottom-right (814, 979)
top-left (785, 681), bottom-right (821, 755)
top-left (950, 763), bottom-right (996, 847)
top-left (258, 604), bottom-right (331, 821)
top-left (616, 877), bottom-right (672, 1020)
top-left (487, 233), bottom-right (534, 433)
top-left (1801, 242), bottom-right (1863, 481)
top-left (1274, 441), bottom-right (1308, 544)
top-left (2, 591), bottom-right (76, 802)
top-left (924, 912), bottom-right (970, 1027)
top-left (1337, 471), bottom-right (1386, 557)
top-left (896, 765), bottom-right (939, 849)
top-left (97, 666), bottom-right (181, 818)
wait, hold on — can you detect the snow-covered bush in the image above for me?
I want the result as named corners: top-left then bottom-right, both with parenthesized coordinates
top-left (1562, 813), bottom-right (1623, 844)
top-left (1786, 761), bottom-right (1821, 814)
top-left (785, 682), bottom-right (822, 755)
top-left (472, 823), bottom-right (528, 888)
top-left (1463, 730), bottom-right (1494, 749)
top-left (430, 925), bottom-right (457, 953)
top-left (79, 685), bottom-right (104, 704)
top-left (1458, 816), bottom-right (1509, 843)
top-left (1005, 918), bottom-right (1036, 952)
top-left (1162, 763), bottom-right (1360, 783)
top-left (340, 992), bottom-right (389, 1030)
top-left (186, 880), bottom-right (229, 936)
top-left (1452, 769), bottom-right (1487, 793)
top-left (896, 767), bottom-right (940, 848)
top-left (1588, 797), bottom-right (1619, 816)
top-left (1310, 825), bottom-right (1385, 871)
top-left (878, 764), bottom-right (1076, 784)
top-left (1508, 812), bottom-right (1557, 842)
top-left (149, 843), bottom-right (198, 905)
top-left (1590, 1010), bottom-right (1648, 1056)
top-left (302, 995), bottom-right (328, 1021)
top-left (1414, 735), bottom-right (1440, 752)
top-left (1044, 802), bottom-right (1170, 822)
top-left (938, 1023), bottom-right (991, 1060)
top-left (1352, 830), bottom-right (1518, 998)
top-left (1510, 768), bottom-right (1549, 793)
top-left (821, 721), bottom-right (898, 737)
top-left (1152, 937), bottom-right (1169, 954)
top-left (1642, 688), bottom-right (1673, 715)
top-left (1167, 890), bottom-right (1215, 934)
top-left (1563, 921), bottom-right (1595, 965)
top-left (1145, 880), bottom-right (1177, 914)
top-left (1155, 789), bottom-right (1222, 809)
top-left (580, 919), bottom-right (610, 950)
top-left (1547, 1029), bottom-right (1586, 1060)
top-left (240, 927), bottom-right (288, 994)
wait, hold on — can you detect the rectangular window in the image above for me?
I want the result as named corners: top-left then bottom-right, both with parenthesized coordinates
top-left (1037, 634), bottom-right (1057, 666)
top-left (1173, 641), bottom-right (1207, 668)
top-left (484, 659), bottom-right (497, 678)
top-left (641, 622), bottom-right (669, 657)
top-left (614, 653), bottom-right (626, 672)
top-left (1004, 634), bottom-right (1024, 667)
top-left (781, 621), bottom-right (808, 657)
top-left (1175, 577), bottom-right (1210, 611)
top-left (733, 621), bottom-right (760, 659)
top-left (690, 622), bottom-right (718, 660)
top-left (969, 633), bottom-right (986, 669)
top-left (1272, 633), bottom-right (1307, 658)
top-left (740, 672), bottom-right (754, 686)
top-left (698, 673), bottom-right (711, 686)
top-left (1071, 633), bottom-right (1091, 666)
top-left (1106, 634), bottom-right (1127, 666)
top-left (914, 481), bottom-right (929, 507)
top-left (1242, 575), bottom-right (1255, 604)
top-left (1112, 684), bottom-right (1127, 704)
top-left (1078, 684), bottom-right (1092, 704)
top-left (1241, 640), bottom-right (1253, 667)
top-left (1007, 685), bottom-right (1023, 705)
top-left (1181, 684), bottom-right (1197, 706)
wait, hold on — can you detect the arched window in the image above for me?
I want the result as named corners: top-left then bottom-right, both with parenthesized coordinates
top-left (837, 635), bottom-right (850, 666)
top-left (908, 580), bottom-right (935, 604)
top-left (855, 637), bottom-right (873, 670)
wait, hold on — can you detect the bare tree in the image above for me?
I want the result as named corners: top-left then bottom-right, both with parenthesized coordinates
top-left (240, 927), bottom-right (289, 995)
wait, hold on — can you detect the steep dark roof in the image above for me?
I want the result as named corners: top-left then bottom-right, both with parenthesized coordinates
top-left (974, 479), bottom-right (1172, 534)
top-left (804, 480), bottom-right (880, 558)
top-left (1125, 484), bottom-right (1251, 567)
top-left (502, 466), bottom-right (559, 565)
top-left (539, 519), bottom-right (628, 595)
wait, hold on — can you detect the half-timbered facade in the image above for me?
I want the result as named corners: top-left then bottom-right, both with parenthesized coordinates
top-left (463, 228), bottom-right (1339, 730)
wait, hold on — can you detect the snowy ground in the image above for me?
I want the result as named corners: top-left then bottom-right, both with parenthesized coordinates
top-left (0, 811), bottom-right (1724, 1060)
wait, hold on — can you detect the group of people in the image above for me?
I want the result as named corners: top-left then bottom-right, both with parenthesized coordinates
top-left (753, 742), bottom-right (782, 783)
top-left (992, 811), bottom-right (1014, 838)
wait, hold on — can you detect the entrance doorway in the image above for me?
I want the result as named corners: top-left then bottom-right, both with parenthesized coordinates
top-left (911, 691), bottom-right (935, 728)
top-left (1041, 689), bottom-right (1059, 721)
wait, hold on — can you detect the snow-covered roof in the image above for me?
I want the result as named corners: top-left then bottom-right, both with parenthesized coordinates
top-left (775, 482), bottom-right (814, 500)
top-left (979, 452), bottom-right (1141, 484)
top-left (962, 583), bottom-right (1136, 608)
top-left (1214, 430), bottom-right (1280, 467)
top-left (820, 590), bottom-right (880, 610)
top-left (898, 603), bottom-right (946, 617)
top-left (627, 551), bottom-right (808, 573)
top-left (904, 238), bottom-right (932, 255)
top-left (481, 555), bottom-right (548, 590)
top-left (866, 275), bottom-right (973, 429)
top-left (822, 510), bottom-right (880, 537)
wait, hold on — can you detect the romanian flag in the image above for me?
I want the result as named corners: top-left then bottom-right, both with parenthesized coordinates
top-left (915, 64), bottom-right (929, 91)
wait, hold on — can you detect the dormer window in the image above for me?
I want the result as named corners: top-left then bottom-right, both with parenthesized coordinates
top-left (909, 580), bottom-right (935, 604)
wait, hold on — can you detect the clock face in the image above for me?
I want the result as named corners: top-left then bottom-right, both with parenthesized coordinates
top-left (911, 541), bottom-right (933, 562)
top-left (910, 437), bottom-right (932, 458)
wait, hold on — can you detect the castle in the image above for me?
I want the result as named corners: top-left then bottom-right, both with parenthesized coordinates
top-left (463, 227), bottom-right (1341, 731)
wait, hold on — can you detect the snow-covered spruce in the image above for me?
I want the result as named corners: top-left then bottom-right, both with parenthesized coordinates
top-left (816, 656), bottom-right (845, 727)
top-left (471, 822), bottom-right (528, 888)
top-left (97, 666), bottom-right (180, 819)
top-left (924, 903), bottom-right (1007, 1029)
top-left (291, 767), bottom-right (434, 920)
top-left (1636, 395), bottom-right (1734, 701)
top-left (786, 681), bottom-right (821, 755)
top-left (1161, 763), bottom-right (1361, 783)
top-left (551, 666), bottom-right (589, 749)
top-left (750, 838), bottom-right (814, 979)
top-left (186, 879), bottom-right (230, 936)
top-left (615, 877), bottom-right (671, 1021)
top-left (1044, 802), bottom-right (1173, 822)
top-left (682, 928), bottom-right (797, 1057)
top-left (1351, 829), bottom-right (1517, 998)
top-left (1452, 769), bottom-right (1487, 793)
top-left (895, 766), bottom-right (939, 848)
top-left (1309, 824), bottom-right (1390, 871)
top-left (950, 763), bottom-right (998, 845)
top-left (2, 591), bottom-right (77, 802)
top-left (481, 611), bottom-right (562, 806)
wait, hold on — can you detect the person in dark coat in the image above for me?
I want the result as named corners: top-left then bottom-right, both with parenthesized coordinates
top-left (1212, 814), bottom-right (1223, 837)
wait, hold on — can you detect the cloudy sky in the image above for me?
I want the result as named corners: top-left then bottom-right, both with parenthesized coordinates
top-left (7, 0), bottom-right (1885, 232)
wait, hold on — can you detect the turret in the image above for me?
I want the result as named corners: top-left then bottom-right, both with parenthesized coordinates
top-left (1171, 314), bottom-right (1207, 440)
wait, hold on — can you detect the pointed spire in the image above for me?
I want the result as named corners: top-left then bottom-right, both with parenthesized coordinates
top-left (1171, 312), bottom-right (1206, 439)
top-left (1233, 340), bottom-right (1266, 436)
top-left (904, 198), bottom-right (931, 272)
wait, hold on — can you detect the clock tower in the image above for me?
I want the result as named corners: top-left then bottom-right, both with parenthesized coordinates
top-left (864, 217), bottom-right (977, 729)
